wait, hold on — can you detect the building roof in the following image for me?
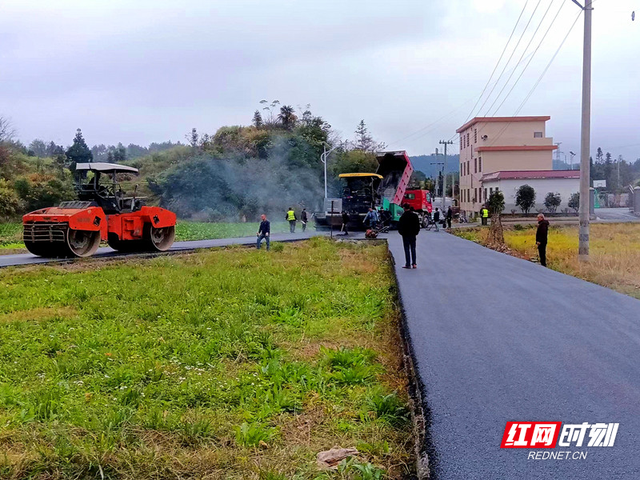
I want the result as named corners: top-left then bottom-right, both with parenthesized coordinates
top-left (475, 145), bottom-right (557, 152)
top-left (456, 116), bottom-right (551, 133)
top-left (481, 170), bottom-right (580, 182)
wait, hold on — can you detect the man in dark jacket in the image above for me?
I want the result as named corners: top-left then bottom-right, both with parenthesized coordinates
top-left (433, 208), bottom-right (440, 232)
top-left (341, 211), bottom-right (349, 235)
top-left (301, 208), bottom-right (308, 232)
top-left (536, 213), bottom-right (549, 267)
top-left (256, 214), bottom-right (270, 251)
top-left (446, 207), bottom-right (453, 229)
top-left (398, 203), bottom-right (421, 269)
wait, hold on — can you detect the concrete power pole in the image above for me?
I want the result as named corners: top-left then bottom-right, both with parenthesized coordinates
top-left (572, 0), bottom-right (592, 260)
top-left (430, 148), bottom-right (443, 202)
top-left (439, 140), bottom-right (454, 212)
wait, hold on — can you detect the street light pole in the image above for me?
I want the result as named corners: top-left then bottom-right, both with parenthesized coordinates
top-left (321, 144), bottom-right (338, 199)
top-left (573, 0), bottom-right (592, 260)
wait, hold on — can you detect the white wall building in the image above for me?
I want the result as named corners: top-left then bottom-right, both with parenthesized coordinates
top-left (481, 170), bottom-right (580, 213)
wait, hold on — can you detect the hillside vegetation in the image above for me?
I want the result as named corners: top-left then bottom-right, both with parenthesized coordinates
top-left (0, 106), bottom-right (385, 222)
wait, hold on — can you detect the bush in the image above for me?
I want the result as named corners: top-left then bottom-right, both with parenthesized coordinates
top-left (544, 192), bottom-right (562, 213)
top-left (14, 174), bottom-right (75, 212)
top-left (0, 179), bottom-right (21, 219)
top-left (515, 185), bottom-right (536, 214)
top-left (568, 193), bottom-right (580, 213)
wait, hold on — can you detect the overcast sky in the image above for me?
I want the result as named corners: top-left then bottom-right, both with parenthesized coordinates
top-left (1, 0), bottom-right (638, 159)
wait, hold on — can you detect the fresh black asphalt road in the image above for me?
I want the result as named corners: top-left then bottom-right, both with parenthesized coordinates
top-left (388, 230), bottom-right (640, 480)
top-left (0, 230), bottom-right (341, 268)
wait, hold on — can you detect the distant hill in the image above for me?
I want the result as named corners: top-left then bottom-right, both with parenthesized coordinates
top-left (410, 154), bottom-right (460, 178)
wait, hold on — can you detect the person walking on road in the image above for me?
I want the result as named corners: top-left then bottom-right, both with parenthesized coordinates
top-left (301, 208), bottom-right (308, 232)
top-left (446, 207), bottom-right (452, 229)
top-left (340, 211), bottom-right (349, 235)
top-left (256, 214), bottom-right (270, 251)
top-left (286, 207), bottom-right (297, 233)
top-left (536, 213), bottom-right (549, 267)
top-left (433, 208), bottom-right (440, 232)
top-left (398, 203), bottom-right (420, 269)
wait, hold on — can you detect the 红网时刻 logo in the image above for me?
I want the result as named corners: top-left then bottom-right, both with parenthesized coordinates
top-left (500, 422), bottom-right (619, 460)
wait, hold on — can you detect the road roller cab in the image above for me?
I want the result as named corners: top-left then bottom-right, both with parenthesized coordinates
top-left (22, 162), bottom-right (176, 258)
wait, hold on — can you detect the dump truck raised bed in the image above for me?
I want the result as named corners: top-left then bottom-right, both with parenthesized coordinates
top-left (315, 150), bottom-right (415, 230)
top-left (23, 162), bottom-right (176, 258)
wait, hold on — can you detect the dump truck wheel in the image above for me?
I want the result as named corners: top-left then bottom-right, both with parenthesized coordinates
top-left (66, 229), bottom-right (101, 257)
top-left (145, 224), bottom-right (175, 252)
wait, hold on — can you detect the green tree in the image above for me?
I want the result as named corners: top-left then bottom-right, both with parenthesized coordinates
top-left (65, 129), bottom-right (93, 164)
top-left (0, 179), bottom-right (21, 218)
top-left (543, 192), bottom-right (562, 213)
top-left (277, 105), bottom-right (297, 130)
top-left (487, 190), bottom-right (505, 245)
top-left (113, 144), bottom-right (126, 163)
top-left (28, 139), bottom-right (48, 158)
top-left (353, 120), bottom-right (386, 152)
top-left (515, 184), bottom-right (536, 214)
top-left (252, 110), bottom-right (263, 128)
top-left (568, 192), bottom-right (580, 213)
top-left (488, 190), bottom-right (505, 216)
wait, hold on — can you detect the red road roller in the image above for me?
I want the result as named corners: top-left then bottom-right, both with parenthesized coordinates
top-left (22, 162), bottom-right (176, 258)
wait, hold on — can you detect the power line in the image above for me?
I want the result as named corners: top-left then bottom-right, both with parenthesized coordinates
top-left (473, 0), bottom-right (545, 119)
top-left (461, 0), bottom-right (530, 125)
top-left (489, 0), bottom-right (566, 117)
top-left (484, 0), bottom-right (560, 116)
top-left (476, 10), bottom-right (583, 148)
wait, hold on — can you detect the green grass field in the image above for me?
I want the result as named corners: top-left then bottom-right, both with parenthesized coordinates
top-left (0, 238), bottom-right (414, 479)
top-left (0, 221), bottom-right (292, 254)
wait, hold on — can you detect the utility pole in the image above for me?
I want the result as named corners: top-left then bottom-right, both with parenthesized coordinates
top-left (430, 148), bottom-right (443, 200)
top-left (321, 143), bottom-right (338, 199)
top-left (439, 140), bottom-right (454, 212)
top-left (572, 0), bottom-right (592, 260)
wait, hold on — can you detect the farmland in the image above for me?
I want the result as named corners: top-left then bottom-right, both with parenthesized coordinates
top-left (455, 223), bottom-right (640, 300)
top-left (0, 238), bottom-right (414, 479)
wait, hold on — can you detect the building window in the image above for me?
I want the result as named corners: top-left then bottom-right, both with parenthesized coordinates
top-left (490, 187), bottom-right (493, 195)
top-left (484, 188), bottom-right (487, 200)
top-left (467, 132), bottom-right (470, 146)
top-left (467, 161), bottom-right (470, 175)
top-left (474, 158), bottom-right (477, 173)
top-left (534, 131), bottom-right (543, 138)
top-left (474, 128), bottom-right (477, 143)
top-left (478, 157), bottom-right (482, 172)
top-left (460, 136), bottom-right (463, 150)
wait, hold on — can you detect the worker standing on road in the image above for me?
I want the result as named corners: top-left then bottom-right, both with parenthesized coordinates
top-left (364, 207), bottom-right (378, 230)
top-left (433, 208), bottom-right (440, 232)
top-left (256, 214), bottom-right (270, 251)
top-left (536, 213), bottom-right (549, 267)
top-left (398, 203), bottom-right (420, 269)
top-left (481, 206), bottom-right (489, 226)
top-left (286, 207), bottom-right (297, 233)
top-left (340, 211), bottom-right (349, 235)
top-left (301, 208), bottom-right (308, 232)
top-left (446, 207), bottom-right (453, 229)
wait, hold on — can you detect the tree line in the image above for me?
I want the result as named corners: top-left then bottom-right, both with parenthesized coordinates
top-left (0, 106), bottom-right (387, 220)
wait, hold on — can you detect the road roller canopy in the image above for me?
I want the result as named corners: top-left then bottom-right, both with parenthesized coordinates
top-left (75, 163), bottom-right (139, 175)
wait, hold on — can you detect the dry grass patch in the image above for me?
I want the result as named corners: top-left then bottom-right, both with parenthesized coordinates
top-left (455, 223), bottom-right (640, 299)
